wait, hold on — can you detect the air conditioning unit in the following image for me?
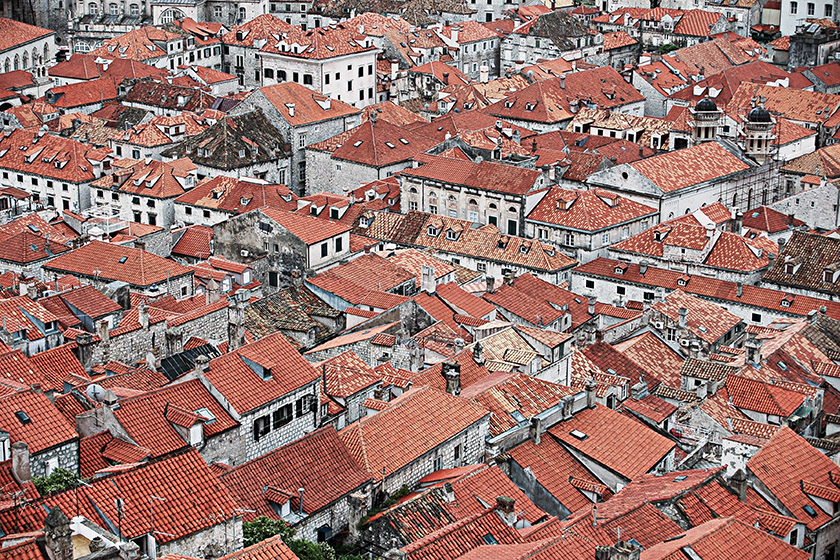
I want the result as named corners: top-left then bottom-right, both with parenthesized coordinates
top-left (240, 249), bottom-right (249, 257)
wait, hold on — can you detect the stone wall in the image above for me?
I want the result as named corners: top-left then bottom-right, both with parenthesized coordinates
top-left (31, 440), bottom-right (80, 478)
top-left (157, 517), bottom-right (242, 560)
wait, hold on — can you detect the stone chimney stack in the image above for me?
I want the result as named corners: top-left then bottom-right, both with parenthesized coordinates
top-left (44, 507), bottom-right (73, 560)
top-left (228, 291), bottom-right (248, 352)
top-left (76, 332), bottom-right (95, 371)
top-left (138, 301), bottom-right (149, 330)
top-left (730, 468), bottom-right (748, 502)
top-left (473, 341), bottom-right (484, 366)
top-left (205, 279), bottom-right (220, 305)
top-left (193, 354), bottom-right (210, 376)
top-left (486, 277), bottom-right (495, 294)
top-left (585, 377), bottom-right (597, 408)
top-left (291, 267), bottom-right (303, 289)
top-left (454, 337), bottom-right (464, 354)
top-left (11, 442), bottom-right (30, 484)
top-left (494, 496), bottom-right (517, 526)
top-left (595, 541), bottom-right (642, 560)
top-left (678, 307), bottom-right (688, 328)
top-left (588, 297), bottom-right (596, 316)
top-left (421, 265), bottom-right (436, 294)
top-left (745, 333), bottom-right (763, 364)
top-left (442, 362), bottom-right (461, 396)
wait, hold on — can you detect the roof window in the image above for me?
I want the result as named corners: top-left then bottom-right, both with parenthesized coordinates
top-left (14, 411), bottom-right (30, 425)
top-left (570, 429), bottom-right (588, 440)
top-left (119, 256), bottom-right (128, 264)
top-left (804, 505), bottom-right (818, 517)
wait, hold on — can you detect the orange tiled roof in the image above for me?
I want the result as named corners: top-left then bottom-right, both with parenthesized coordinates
top-left (339, 386), bottom-right (489, 481)
top-left (652, 289), bottom-right (741, 344)
top-left (220, 426), bottom-right (370, 520)
top-left (548, 404), bottom-right (675, 480)
top-left (0, 18), bottom-right (52, 52)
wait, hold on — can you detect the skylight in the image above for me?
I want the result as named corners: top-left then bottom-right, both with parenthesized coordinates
top-left (481, 534), bottom-right (499, 545)
top-left (804, 505), bottom-right (818, 517)
top-left (119, 256), bottom-right (128, 264)
top-left (14, 411), bottom-right (30, 425)
top-left (570, 429), bottom-right (588, 440)
top-left (353, 141), bottom-right (363, 147)
top-left (27, 225), bottom-right (39, 234)
top-left (195, 407), bottom-right (216, 425)
top-left (385, 142), bottom-right (395, 149)
top-left (674, 475), bottom-right (688, 482)
top-left (399, 138), bottom-right (409, 144)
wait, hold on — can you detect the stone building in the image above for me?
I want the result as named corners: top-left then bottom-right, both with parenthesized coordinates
top-left (199, 332), bottom-right (322, 463)
top-left (0, 390), bottom-right (79, 478)
top-left (161, 110), bottom-right (291, 184)
top-left (229, 81), bottom-right (361, 193)
top-left (212, 206), bottom-right (351, 291)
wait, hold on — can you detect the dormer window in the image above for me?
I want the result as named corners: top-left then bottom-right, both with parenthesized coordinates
top-left (781, 295), bottom-right (794, 307)
top-left (427, 225), bottom-right (439, 237)
top-left (824, 268), bottom-right (840, 283)
top-left (446, 229), bottom-right (459, 241)
top-left (615, 264), bottom-right (626, 275)
top-left (677, 276), bottom-right (689, 287)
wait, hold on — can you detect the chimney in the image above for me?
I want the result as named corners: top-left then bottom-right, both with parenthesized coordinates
top-left (745, 333), bottom-right (763, 364)
top-left (44, 507), bottom-right (73, 560)
top-left (560, 74), bottom-right (566, 89)
top-left (451, 27), bottom-right (459, 43)
top-left (76, 332), bottom-right (94, 370)
top-left (454, 337), bottom-right (464, 354)
top-left (96, 319), bottom-right (110, 344)
top-left (135, 240), bottom-right (146, 252)
top-left (678, 307), bottom-right (688, 328)
top-left (808, 309), bottom-right (818, 324)
top-left (486, 276), bottom-right (495, 294)
top-left (585, 377), bottom-right (597, 408)
top-left (286, 103), bottom-right (295, 117)
top-left (529, 415), bottom-right (542, 445)
top-left (204, 279), bottom-right (221, 305)
top-left (639, 260), bottom-right (648, 275)
top-left (494, 496), bottom-right (517, 526)
top-left (138, 301), bottom-right (149, 330)
top-left (730, 469), bottom-right (748, 503)
top-left (630, 379), bottom-right (648, 399)
top-left (390, 59), bottom-right (399, 80)
top-left (734, 210), bottom-right (743, 233)
top-left (588, 297), bottom-right (596, 316)
top-left (442, 362), bottom-right (461, 395)
top-left (442, 72), bottom-right (449, 85)
top-left (696, 381), bottom-right (707, 400)
top-left (473, 341), bottom-right (484, 366)
top-left (11, 442), bottom-right (30, 484)
top-left (503, 269), bottom-right (515, 286)
top-left (421, 265), bottom-right (436, 294)
top-left (736, 282), bottom-right (743, 298)
top-left (193, 354), bottom-right (209, 376)
top-left (595, 541), bottom-right (642, 560)
top-left (291, 267), bottom-right (303, 289)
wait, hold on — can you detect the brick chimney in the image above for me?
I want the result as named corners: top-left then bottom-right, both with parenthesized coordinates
top-left (442, 362), bottom-right (461, 395)
top-left (44, 507), bottom-right (72, 560)
top-left (11, 442), bottom-right (30, 484)
top-left (495, 496), bottom-right (517, 526)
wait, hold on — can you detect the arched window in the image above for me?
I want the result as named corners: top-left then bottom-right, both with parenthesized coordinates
top-left (278, 70), bottom-right (287, 81)
top-left (160, 8), bottom-right (184, 23)
top-left (21, 52), bottom-right (28, 69)
top-left (409, 187), bottom-right (418, 194)
top-left (109, 2), bottom-right (118, 14)
top-left (731, 193), bottom-right (737, 207)
top-left (31, 48), bottom-right (38, 68)
top-left (42, 44), bottom-right (49, 63)
top-left (88, 2), bottom-right (98, 14)
top-left (238, 6), bottom-right (246, 19)
top-left (129, 3), bottom-right (139, 14)
top-left (3, 59), bottom-right (9, 73)
top-left (13, 55), bottom-right (19, 71)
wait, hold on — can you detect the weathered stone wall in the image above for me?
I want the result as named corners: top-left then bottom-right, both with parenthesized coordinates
top-left (31, 440), bottom-right (80, 478)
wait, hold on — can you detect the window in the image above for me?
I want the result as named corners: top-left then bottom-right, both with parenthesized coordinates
top-left (585, 280), bottom-right (595, 289)
top-left (808, 1), bottom-right (815, 13)
top-left (303, 74), bottom-right (313, 85)
top-left (295, 396), bottom-right (310, 417)
top-left (320, 242), bottom-right (328, 258)
top-left (273, 404), bottom-right (293, 428)
top-left (335, 236), bottom-right (343, 252)
top-left (602, 232), bottom-right (610, 244)
top-left (434, 456), bottom-right (442, 471)
top-left (214, 5), bottom-right (222, 17)
top-left (826, 3), bottom-right (833, 15)
top-left (564, 233), bottom-right (575, 246)
top-left (477, 262), bottom-right (487, 272)
top-left (667, 327), bottom-right (677, 341)
top-left (203, 210), bottom-right (210, 219)
top-left (644, 291), bottom-right (654, 301)
top-left (454, 443), bottom-right (462, 462)
top-left (268, 271), bottom-right (279, 287)
top-left (253, 415), bottom-right (271, 441)
top-left (298, 132), bottom-right (307, 148)
top-left (752, 312), bottom-right (762, 323)
top-left (790, 1), bottom-right (797, 13)
top-left (409, 201), bottom-right (418, 211)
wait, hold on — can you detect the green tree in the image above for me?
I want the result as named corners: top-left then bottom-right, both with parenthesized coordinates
top-left (242, 516), bottom-right (295, 548)
top-left (32, 469), bottom-right (81, 496)
top-left (658, 43), bottom-right (679, 54)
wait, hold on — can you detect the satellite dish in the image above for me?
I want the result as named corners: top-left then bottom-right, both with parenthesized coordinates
top-left (86, 383), bottom-right (106, 403)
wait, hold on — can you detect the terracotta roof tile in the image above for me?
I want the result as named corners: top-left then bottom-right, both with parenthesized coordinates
top-left (651, 290), bottom-right (741, 344)
top-left (628, 142), bottom-right (751, 193)
top-left (548, 404), bottom-right (675, 480)
top-left (339, 386), bottom-right (489, 481)
top-left (220, 426), bottom-right (370, 520)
